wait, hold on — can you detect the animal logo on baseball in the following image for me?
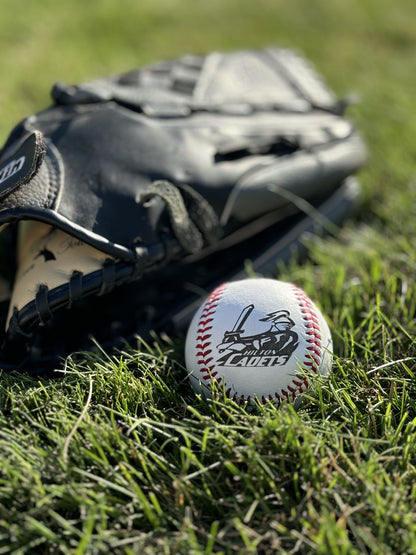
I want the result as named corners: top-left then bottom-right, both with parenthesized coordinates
top-left (216, 304), bottom-right (299, 368)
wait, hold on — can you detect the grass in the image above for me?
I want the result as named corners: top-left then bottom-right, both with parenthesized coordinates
top-left (1, 0), bottom-right (416, 552)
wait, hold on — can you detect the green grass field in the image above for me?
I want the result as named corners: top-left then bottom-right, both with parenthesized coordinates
top-left (1, 0), bottom-right (416, 552)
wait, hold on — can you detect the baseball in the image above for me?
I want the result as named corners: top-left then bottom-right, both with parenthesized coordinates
top-left (185, 278), bottom-right (333, 407)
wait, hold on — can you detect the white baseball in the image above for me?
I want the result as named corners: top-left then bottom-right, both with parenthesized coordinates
top-left (185, 278), bottom-right (333, 406)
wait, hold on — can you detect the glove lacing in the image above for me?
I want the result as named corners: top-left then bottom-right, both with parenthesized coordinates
top-left (6, 180), bottom-right (222, 343)
top-left (139, 180), bottom-right (221, 254)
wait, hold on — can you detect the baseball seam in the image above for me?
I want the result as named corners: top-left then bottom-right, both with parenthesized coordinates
top-left (196, 283), bottom-right (227, 389)
top-left (195, 283), bottom-right (323, 406)
top-left (260, 286), bottom-right (323, 405)
top-left (290, 285), bottom-right (322, 398)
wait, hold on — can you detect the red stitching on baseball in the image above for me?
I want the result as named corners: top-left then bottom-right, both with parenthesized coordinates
top-left (268, 285), bottom-right (324, 402)
top-left (292, 285), bottom-right (322, 378)
top-left (197, 334), bottom-right (212, 342)
top-left (195, 283), bottom-right (227, 390)
top-left (197, 342), bottom-right (210, 350)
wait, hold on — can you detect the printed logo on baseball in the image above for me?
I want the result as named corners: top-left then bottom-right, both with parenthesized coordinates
top-left (185, 278), bottom-right (333, 407)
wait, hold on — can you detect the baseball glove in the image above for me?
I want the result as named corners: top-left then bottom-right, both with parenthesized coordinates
top-left (0, 48), bottom-right (367, 371)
